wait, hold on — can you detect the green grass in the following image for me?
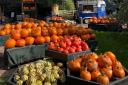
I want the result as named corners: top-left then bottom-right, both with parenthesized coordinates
top-left (95, 31), bottom-right (128, 69)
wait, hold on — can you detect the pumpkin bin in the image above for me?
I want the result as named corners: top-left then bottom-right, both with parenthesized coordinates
top-left (67, 52), bottom-right (128, 85)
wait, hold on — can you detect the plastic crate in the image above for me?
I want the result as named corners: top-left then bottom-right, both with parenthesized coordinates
top-left (67, 68), bottom-right (128, 85)
top-left (46, 50), bottom-right (91, 62)
top-left (4, 44), bottom-right (48, 68)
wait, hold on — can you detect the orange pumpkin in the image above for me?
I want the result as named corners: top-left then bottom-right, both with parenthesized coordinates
top-left (39, 21), bottom-right (46, 27)
top-left (101, 68), bottom-right (113, 79)
top-left (51, 35), bottom-right (59, 42)
top-left (97, 75), bottom-right (109, 85)
top-left (49, 23), bottom-right (54, 27)
top-left (104, 51), bottom-right (116, 65)
top-left (86, 53), bottom-right (98, 60)
top-left (20, 29), bottom-right (29, 38)
top-left (91, 70), bottom-right (101, 80)
top-left (113, 61), bottom-right (123, 68)
top-left (68, 60), bottom-right (81, 72)
top-left (58, 36), bottom-right (63, 40)
top-left (31, 22), bottom-right (37, 28)
top-left (11, 30), bottom-right (20, 34)
top-left (26, 22), bottom-right (32, 28)
top-left (11, 32), bottom-right (21, 40)
top-left (5, 28), bottom-right (11, 34)
top-left (25, 37), bottom-right (34, 45)
top-left (113, 67), bottom-right (125, 78)
top-left (15, 24), bottom-right (22, 30)
top-left (5, 39), bottom-right (16, 48)
top-left (80, 68), bottom-right (91, 81)
top-left (48, 28), bottom-right (57, 35)
top-left (11, 24), bottom-right (15, 29)
top-left (63, 28), bottom-right (69, 35)
top-left (31, 28), bottom-right (41, 37)
top-left (89, 18), bottom-right (93, 23)
top-left (41, 29), bottom-right (49, 36)
top-left (4, 24), bottom-right (11, 29)
top-left (0, 30), bottom-right (6, 36)
top-left (44, 36), bottom-right (50, 43)
top-left (75, 57), bottom-right (82, 63)
top-left (27, 28), bottom-right (32, 34)
top-left (86, 59), bottom-right (98, 72)
top-left (22, 22), bottom-right (28, 28)
top-left (16, 39), bottom-right (26, 47)
top-left (92, 17), bottom-right (97, 20)
top-left (34, 36), bottom-right (45, 44)
top-left (57, 28), bottom-right (63, 35)
top-left (93, 19), bottom-right (98, 24)
top-left (97, 55), bottom-right (112, 68)
top-left (53, 22), bottom-right (58, 27)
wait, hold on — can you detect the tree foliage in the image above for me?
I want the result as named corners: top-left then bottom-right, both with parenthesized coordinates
top-left (116, 2), bottom-right (128, 24)
top-left (64, 0), bottom-right (75, 10)
top-left (107, 0), bottom-right (128, 24)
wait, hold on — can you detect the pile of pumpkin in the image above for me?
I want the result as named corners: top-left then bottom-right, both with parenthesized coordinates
top-left (14, 59), bottom-right (65, 85)
top-left (3, 21), bottom-right (52, 48)
top-left (50, 16), bottom-right (64, 21)
top-left (68, 51), bottom-right (126, 85)
top-left (89, 17), bottom-right (118, 24)
top-left (0, 21), bottom-right (95, 49)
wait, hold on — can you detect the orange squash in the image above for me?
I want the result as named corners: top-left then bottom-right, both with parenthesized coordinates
top-left (57, 28), bottom-right (63, 35)
top-left (11, 32), bottom-right (21, 40)
top-left (11, 24), bottom-right (15, 29)
top-left (20, 29), bottom-right (29, 38)
top-left (44, 36), bottom-right (50, 43)
top-left (104, 51), bottom-right (116, 65)
top-left (16, 39), bottom-right (26, 47)
top-left (80, 68), bottom-right (91, 81)
top-left (113, 67), bottom-right (125, 78)
top-left (97, 75), bottom-right (109, 85)
top-left (31, 28), bottom-right (41, 37)
top-left (91, 70), bottom-right (101, 80)
top-left (5, 39), bottom-right (16, 48)
top-left (68, 60), bottom-right (81, 72)
top-left (26, 22), bottom-right (32, 28)
top-left (5, 28), bottom-right (11, 34)
top-left (48, 27), bottom-right (57, 35)
top-left (34, 36), bottom-right (45, 44)
top-left (15, 23), bottom-right (22, 30)
top-left (22, 22), bottom-right (28, 28)
top-left (0, 30), bottom-right (6, 36)
top-left (4, 24), bottom-right (11, 29)
top-left (101, 68), bottom-right (113, 79)
top-left (41, 29), bottom-right (49, 36)
top-left (51, 35), bottom-right (59, 42)
top-left (25, 37), bottom-right (34, 45)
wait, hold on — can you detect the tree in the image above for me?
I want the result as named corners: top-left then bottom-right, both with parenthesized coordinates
top-left (64, 0), bottom-right (75, 10)
top-left (106, 0), bottom-right (128, 24)
top-left (116, 2), bottom-right (128, 24)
